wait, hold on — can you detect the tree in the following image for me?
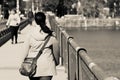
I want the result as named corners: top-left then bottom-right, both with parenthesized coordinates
top-left (42, 0), bottom-right (77, 13)
top-left (41, 0), bottom-right (113, 18)
top-left (108, 0), bottom-right (120, 17)
top-left (79, 0), bottom-right (104, 18)
top-left (42, 0), bottom-right (59, 12)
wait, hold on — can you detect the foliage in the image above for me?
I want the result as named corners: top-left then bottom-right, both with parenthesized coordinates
top-left (42, 0), bottom-right (77, 12)
top-left (42, 0), bottom-right (120, 17)
top-left (79, 0), bottom-right (104, 18)
top-left (107, 0), bottom-right (120, 17)
top-left (42, 0), bottom-right (59, 12)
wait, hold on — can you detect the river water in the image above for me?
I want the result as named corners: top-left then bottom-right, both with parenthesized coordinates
top-left (66, 28), bottom-right (120, 78)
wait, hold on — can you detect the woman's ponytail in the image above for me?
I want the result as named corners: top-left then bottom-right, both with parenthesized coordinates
top-left (35, 12), bottom-right (53, 35)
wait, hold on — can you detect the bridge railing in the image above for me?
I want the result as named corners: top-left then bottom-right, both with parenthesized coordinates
top-left (48, 13), bottom-right (119, 80)
top-left (0, 20), bottom-right (7, 32)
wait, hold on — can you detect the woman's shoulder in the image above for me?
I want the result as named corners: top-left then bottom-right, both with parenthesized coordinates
top-left (28, 27), bottom-right (48, 41)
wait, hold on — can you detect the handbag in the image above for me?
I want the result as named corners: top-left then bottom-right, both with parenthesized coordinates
top-left (19, 35), bottom-right (51, 77)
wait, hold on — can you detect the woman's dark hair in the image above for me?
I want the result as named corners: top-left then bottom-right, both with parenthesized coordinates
top-left (35, 12), bottom-right (53, 35)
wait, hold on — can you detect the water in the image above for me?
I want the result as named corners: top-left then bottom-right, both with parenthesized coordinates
top-left (66, 28), bottom-right (120, 78)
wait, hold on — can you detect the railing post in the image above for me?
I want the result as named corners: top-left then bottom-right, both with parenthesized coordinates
top-left (59, 26), bottom-right (64, 66)
top-left (76, 46), bottom-right (87, 80)
top-left (67, 37), bottom-right (73, 80)
top-left (60, 31), bottom-right (74, 80)
top-left (67, 38), bottom-right (70, 80)
top-left (76, 47), bottom-right (80, 80)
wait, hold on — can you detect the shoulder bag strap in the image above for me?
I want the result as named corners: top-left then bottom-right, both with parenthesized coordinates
top-left (35, 35), bottom-right (51, 60)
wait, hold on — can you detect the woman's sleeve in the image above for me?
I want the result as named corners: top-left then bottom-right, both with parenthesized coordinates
top-left (6, 15), bottom-right (11, 26)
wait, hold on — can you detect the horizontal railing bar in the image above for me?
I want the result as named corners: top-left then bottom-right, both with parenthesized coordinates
top-left (61, 30), bottom-right (71, 40)
top-left (68, 37), bottom-right (87, 53)
top-left (79, 51), bottom-right (119, 80)
top-left (80, 51), bottom-right (107, 80)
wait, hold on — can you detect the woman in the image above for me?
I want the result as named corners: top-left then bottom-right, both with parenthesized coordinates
top-left (23, 12), bottom-right (59, 80)
top-left (28, 9), bottom-right (34, 25)
top-left (6, 9), bottom-right (20, 44)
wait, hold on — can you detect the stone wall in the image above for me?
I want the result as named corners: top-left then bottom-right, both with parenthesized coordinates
top-left (56, 15), bottom-right (120, 30)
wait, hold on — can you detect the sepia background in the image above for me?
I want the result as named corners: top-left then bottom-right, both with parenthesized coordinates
top-left (0, 0), bottom-right (120, 80)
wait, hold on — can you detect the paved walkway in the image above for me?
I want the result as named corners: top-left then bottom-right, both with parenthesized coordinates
top-left (0, 24), bottom-right (67, 80)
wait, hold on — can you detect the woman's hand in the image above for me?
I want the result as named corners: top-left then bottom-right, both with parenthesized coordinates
top-left (52, 32), bottom-right (56, 37)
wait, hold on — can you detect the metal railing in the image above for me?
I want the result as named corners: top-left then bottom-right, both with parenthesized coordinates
top-left (48, 13), bottom-right (119, 80)
top-left (0, 20), bottom-right (7, 32)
